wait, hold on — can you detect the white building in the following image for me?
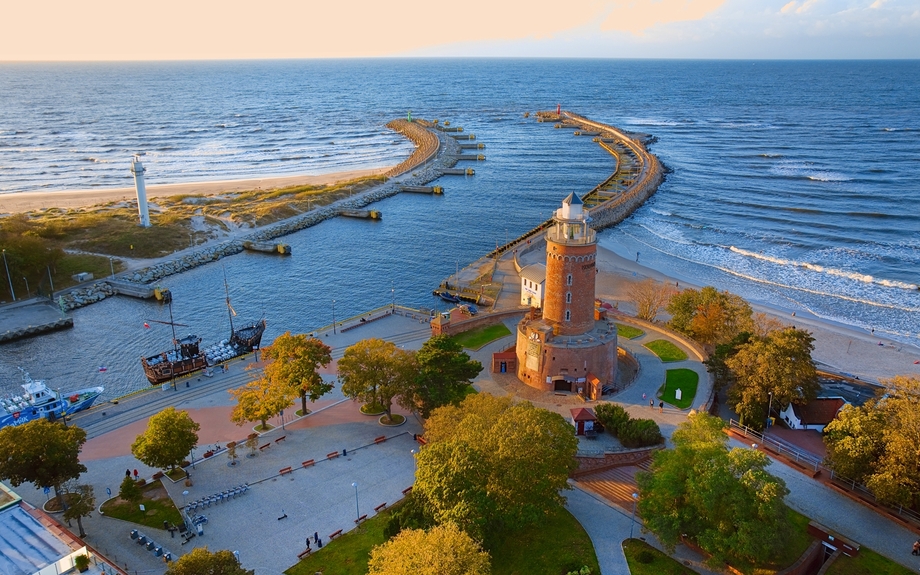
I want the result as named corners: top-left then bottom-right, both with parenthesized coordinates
top-left (519, 263), bottom-right (546, 308)
top-left (779, 397), bottom-right (847, 432)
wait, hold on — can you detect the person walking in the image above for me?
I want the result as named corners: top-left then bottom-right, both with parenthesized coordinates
top-left (659, 401), bottom-right (664, 413)
top-left (649, 399), bottom-right (654, 409)
top-left (912, 540), bottom-right (920, 555)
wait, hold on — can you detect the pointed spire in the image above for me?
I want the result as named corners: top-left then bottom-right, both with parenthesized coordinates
top-left (563, 192), bottom-right (583, 206)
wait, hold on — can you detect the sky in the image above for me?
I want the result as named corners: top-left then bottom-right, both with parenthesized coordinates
top-left (2, 0), bottom-right (918, 60)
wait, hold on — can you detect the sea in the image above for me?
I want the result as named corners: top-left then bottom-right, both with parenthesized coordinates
top-left (0, 59), bottom-right (918, 398)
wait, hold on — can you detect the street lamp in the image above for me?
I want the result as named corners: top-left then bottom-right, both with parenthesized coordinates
top-left (630, 492), bottom-right (639, 538)
top-left (391, 282), bottom-right (395, 311)
top-left (22, 277), bottom-right (29, 297)
top-left (410, 449), bottom-right (417, 474)
top-left (765, 392), bottom-right (773, 434)
top-left (351, 482), bottom-right (359, 520)
top-left (332, 300), bottom-right (337, 334)
top-left (2, 249), bottom-right (15, 301)
top-left (109, 257), bottom-right (115, 280)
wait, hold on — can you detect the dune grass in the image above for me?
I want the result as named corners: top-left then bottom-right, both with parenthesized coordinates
top-left (644, 339), bottom-right (688, 362)
top-left (451, 323), bottom-right (512, 350)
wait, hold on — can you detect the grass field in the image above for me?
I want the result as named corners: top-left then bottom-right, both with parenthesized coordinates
top-left (99, 481), bottom-right (183, 529)
top-left (659, 369), bottom-right (699, 409)
top-left (824, 547), bottom-right (915, 575)
top-left (622, 539), bottom-right (696, 575)
top-left (616, 323), bottom-right (645, 339)
top-left (644, 340), bottom-right (688, 362)
top-left (286, 504), bottom-right (598, 575)
top-left (451, 323), bottom-right (512, 350)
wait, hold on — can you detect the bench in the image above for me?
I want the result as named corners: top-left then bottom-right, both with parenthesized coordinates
top-left (275, 436), bottom-right (286, 444)
top-left (374, 503), bottom-right (387, 512)
top-left (259, 443), bottom-right (271, 451)
top-left (279, 466), bottom-right (293, 476)
top-left (326, 451), bottom-right (340, 460)
top-left (301, 459), bottom-right (315, 468)
top-left (297, 548), bottom-right (312, 560)
top-left (329, 529), bottom-right (343, 540)
top-left (354, 514), bottom-right (368, 524)
top-left (374, 435), bottom-right (387, 444)
top-left (402, 486), bottom-right (413, 495)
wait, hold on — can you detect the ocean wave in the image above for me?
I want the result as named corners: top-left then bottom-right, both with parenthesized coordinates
top-left (729, 246), bottom-right (919, 291)
top-left (758, 153), bottom-right (784, 158)
top-left (649, 208), bottom-right (672, 217)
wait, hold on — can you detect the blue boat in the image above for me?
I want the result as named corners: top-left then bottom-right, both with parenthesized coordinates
top-left (439, 291), bottom-right (461, 303)
top-left (0, 369), bottom-right (104, 430)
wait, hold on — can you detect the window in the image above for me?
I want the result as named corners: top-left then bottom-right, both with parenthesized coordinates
top-left (565, 310), bottom-right (571, 321)
top-left (567, 274), bottom-right (573, 286)
top-left (566, 292), bottom-right (572, 303)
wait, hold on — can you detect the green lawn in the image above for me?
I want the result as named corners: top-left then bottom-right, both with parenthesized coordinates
top-left (824, 547), bottom-right (915, 575)
top-left (616, 323), bottom-right (645, 339)
top-left (451, 323), bottom-right (512, 350)
top-left (623, 539), bottom-right (697, 575)
top-left (99, 482), bottom-right (183, 529)
top-left (286, 504), bottom-right (598, 575)
top-left (644, 340), bottom-right (688, 362)
top-left (658, 369), bottom-right (699, 409)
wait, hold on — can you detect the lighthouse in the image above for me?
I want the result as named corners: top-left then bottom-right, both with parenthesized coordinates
top-left (131, 155), bottom-right (151, 227)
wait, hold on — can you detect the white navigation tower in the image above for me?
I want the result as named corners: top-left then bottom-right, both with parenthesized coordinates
top-left (131, 155), bottom-right (151, 227)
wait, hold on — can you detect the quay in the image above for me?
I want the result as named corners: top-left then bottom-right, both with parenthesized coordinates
top-left (456, 154), bottom-right (486, 161)
top-left (443, 168), bottom-right (475, 176)
top-left (458, 143), bottom-right (485, 149)
top-left (450, 134), bottom-right (476, 140)
top-left (400, 185), bottom-right (443, 194)
top-left (0, 298), bottom-right (73, 343)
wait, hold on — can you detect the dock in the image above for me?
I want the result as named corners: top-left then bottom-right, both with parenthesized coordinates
top-left (458, 143), bottom-right (485, 149)
top-left (443, 168), bottom-right (475, 176)
top-left (456, 154), bottom-right (485, 161)
top-left (243, 240), bottom-right (292, 255)
top-left (400, 186), bottom-right (443, 194)
top-left (450, 134), bottom-right (476, 140)
top-left (108, 279), bottom-right (156, 299)
top-left (0, 299), bottom-right (73, 343)
top-left (340, 209), bottom-right (382, 220)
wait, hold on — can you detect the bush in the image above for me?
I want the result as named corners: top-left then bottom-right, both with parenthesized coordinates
top-left (619, 418), bottom-right (663, 448)
top-left (595, 403), bottom-right (630, 436)
top-left (119, 475), bottom-right (141, 503)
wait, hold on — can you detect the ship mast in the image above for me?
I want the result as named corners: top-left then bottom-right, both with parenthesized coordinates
top-left (224, 268), bottom-right (236, 337)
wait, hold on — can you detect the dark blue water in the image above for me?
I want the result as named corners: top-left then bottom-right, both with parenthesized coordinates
top-left (1, 60), bottom-right (918, 397)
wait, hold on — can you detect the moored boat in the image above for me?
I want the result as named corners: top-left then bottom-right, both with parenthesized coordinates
top-left (141, 333), bottom-right (209, 385)
top-left (0, 369), bottom-right (104, 429)
top-left (439, 291), bottom-right (461, 303)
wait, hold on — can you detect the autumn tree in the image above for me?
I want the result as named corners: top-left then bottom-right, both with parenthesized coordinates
top-left (724, 328), bottom-right (818, 430)
top-left (368, 523), bottom-right (491, 575)
top-left (667, 286), bottom-right (753, 349)
top-left (0, 419), bottom-right (87, 511)
top-left (261, 332), bottom-right (333, 416)
top-left (824, 375), bottom-right (920, 507)
top-left (627, 278), bottom-right (674, 322)
top-left (229, 375), bottom-right (293, 431)
top-left (131, 407), bottom-right (200, 472)
top-left (62, 483), bottom-right (95, 538)
top-left (338, 338), bottom-right (416, 419)
top-left (703, 332), bottom-right (753, 391)
top-left (415, 393), bottom-right (578, 541)
top-left (164, 547), bottom-right (254, 575)
top-left (637, 413), bottom-right (790, 567)
top-left (403, 335), bottom-right (483, 418)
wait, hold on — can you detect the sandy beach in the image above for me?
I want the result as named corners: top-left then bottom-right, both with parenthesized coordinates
top-left (0, 167), bottom-right (389, 214)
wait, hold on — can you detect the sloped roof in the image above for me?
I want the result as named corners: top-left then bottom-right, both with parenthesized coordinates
top-left (570, 407), bottom-right (597, 422)
top-left (791, 397), bottom-right (846, 426)
top-left (520, 263), bottom-right (546, 284)
top-left (563, 192), bottom-right (583, 206)
top-left (0, 505), bottom-right (71, 575)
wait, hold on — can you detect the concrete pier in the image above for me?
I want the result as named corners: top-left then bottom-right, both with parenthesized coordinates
top-left (443, 168), bottom-right (475, 176)
top-left (456, 154), bottom-right (485, 161)
top-left (0, 299), bottom-right (73, 343)
top-left (458, 143), bottom-right (485, 149)
top-left (339, 209), bottom-right (382, 220)
top-left (400, 186), bottom-right (443, 194)
top-left (450, 134), bottom-right (476, 140)
top-left (108, 279), bottom-right (157, 299)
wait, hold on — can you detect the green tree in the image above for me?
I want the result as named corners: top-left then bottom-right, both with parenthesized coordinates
top-left (119, 475), bottom-right (142, 503)
top-left (261, 332), bottom-right (333, 416)
top-left (131, 407), bottom-right (200, 472)
top-left (416, 393), bottom-right (578, 541)
top-left (823, 403), bottom-right (885, 482)
top-left (229, 375), bottom-right (293, 430)
top-left (404, 335), bottom-right (482, 418)
top-left (368, 523), bottom-right (491, 575)
top-left (637, 413), bottom-right (790, 567)
top-left (725, 328), bottom-right (818, 430)
top-left (0, 419), bottom-right (87, 511)
top-left (62, 483), bottom-right (95, 538)
top-left (703, 332), bottom-right (753, 391)
top-left (667, 286), bottom-right (753, 349)
top-left (164, 547), bottom-right (254, 575)
top-left (338, 338), bottom-right (416, 419)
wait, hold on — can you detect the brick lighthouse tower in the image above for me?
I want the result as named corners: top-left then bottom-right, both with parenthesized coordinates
top-left (515, 193), bottom-right (617, 399)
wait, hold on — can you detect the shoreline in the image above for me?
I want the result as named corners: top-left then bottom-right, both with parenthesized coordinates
top-left (0, 167), bottom-right (390, 213)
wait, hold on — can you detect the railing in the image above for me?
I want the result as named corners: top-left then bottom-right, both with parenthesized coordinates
top-left (728, 419), bottom-right (822, 471)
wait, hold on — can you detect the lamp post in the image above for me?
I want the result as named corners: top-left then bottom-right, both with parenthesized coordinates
top-left (391, 282), bottom-right (395, 311)
top-left (22, 277), bottom-right (29, 297)
top-left (109, 257), bottom-right (115, 280)
top-left (410, 449), bottom-right (417, 474)
top-left (47, 265), bottom-right (54, 296)
top-left (351, 482), bottom-right (359, 520)
top-left (332, 300), bottom-right (337, 334)
top-left (630, 492), bottom-right (638, 538)
top-left (765, 392), bottom-right (773, 434)
top-left (2, 249), bottom-right (15, 301)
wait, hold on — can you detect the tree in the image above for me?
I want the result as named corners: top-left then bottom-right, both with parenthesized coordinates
top-left (0, 419), bottom-right (86, 511)
top-left (368, 523), bottom-right (491, 575)
top-left (131, 407), bottom-right (200, 472)
top-left (725, 328), bottom-right (818, 430)
top-left (338, 338), bottom-right (416, 419)
top-left (119, 475), bottom-right (142, 503)
top-left (164, 547), bottom-right (254, 575)
top-left (637, 413), bottom-right (790, 567)
top-left (703, 332), bottom-right (753, 392)
top-left (229, 375), bottom-right (293, 430)
top-left (627, 278), bottom-right (674, 322)
top-left (226, 441), bottom-right (239, 466)
top-left (824, 376), bottom-right (920, 507)
top-left (415, 393), bottom-right (578, 541)
top-left (62, 483), bottom-right (95, 538)
top-left (261, 332), bottom-right (333, 416)
top-left (667, 286), bottom-right (753, 349)
top-left (403, 335), bottom-right (483, 418)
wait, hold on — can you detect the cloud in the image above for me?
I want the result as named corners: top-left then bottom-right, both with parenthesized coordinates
top-left (600, 0), bottom-right (727, 34)
top-left (796, 0), bottom-right (821, 14)
top-left (781, 2), bottom-right (798, 14)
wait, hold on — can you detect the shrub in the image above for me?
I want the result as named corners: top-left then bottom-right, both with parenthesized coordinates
top-left (119, 475), bottom-right (141, 503)
top-left (595, 403), bottom-right (630, 436)
top-left (619, 418), bottom-right (664, 448)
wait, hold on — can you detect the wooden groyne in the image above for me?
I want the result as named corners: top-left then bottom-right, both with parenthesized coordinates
top-left (340, 209), bottom-right (382, 220)
top-left (400, 186), bottom-right (443, 194)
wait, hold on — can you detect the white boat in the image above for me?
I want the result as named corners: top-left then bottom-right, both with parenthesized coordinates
top-left (0, 369), bottom-right (104, 429)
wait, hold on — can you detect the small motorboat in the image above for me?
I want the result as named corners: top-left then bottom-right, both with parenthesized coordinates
top-left (439, 292), bottom-right (460, 303)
